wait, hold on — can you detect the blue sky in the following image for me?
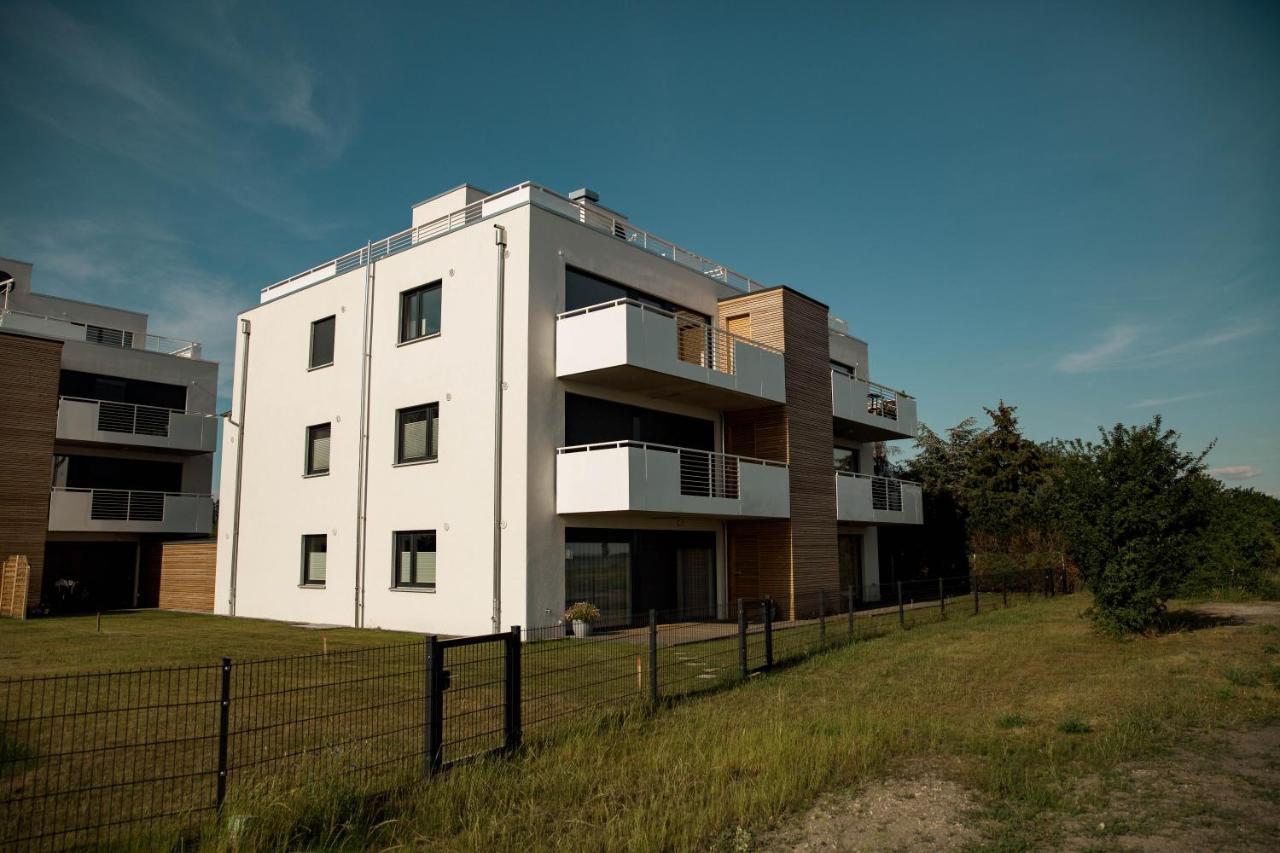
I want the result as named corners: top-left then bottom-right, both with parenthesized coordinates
top-left (2, 0), bottom-right (1276, 495)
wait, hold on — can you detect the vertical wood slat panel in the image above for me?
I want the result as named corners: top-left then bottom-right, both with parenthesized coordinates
top-left (0, 332), bottom-right (63, 608)
top-left (155, 540), bottom-right (218, 612)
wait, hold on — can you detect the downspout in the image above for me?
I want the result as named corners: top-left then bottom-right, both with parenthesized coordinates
top-left (227, 318), bottom-right (251, 615)
top-left (491, 224), bottom-right (507, 635)
top-left (354, 243), bottom-right (375, 627)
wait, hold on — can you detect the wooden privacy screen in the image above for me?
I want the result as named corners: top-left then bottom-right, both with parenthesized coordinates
top-left (154, 541), bottom-right (217, 613)
top-left (0, 555), bottom-right (31, 619)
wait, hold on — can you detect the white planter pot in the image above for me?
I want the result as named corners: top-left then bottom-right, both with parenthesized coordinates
top-left (572, 619), bottom-right (592, 638)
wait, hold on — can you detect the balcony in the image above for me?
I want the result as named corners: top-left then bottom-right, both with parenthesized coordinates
top-left (835, 473), bottom-right (923, 525)
top-left (56, 397), bottom-right (217, 453)
top-left (0, 309), bottom-right (201, 358)
top-left (556, 441), bottom-right (790, 518)
top-left (48, 488), bottom-right (214, 535)
top-left (557, 300), bottom-right (786, 409)
top-left (831, 367), bottom-right (917, 441)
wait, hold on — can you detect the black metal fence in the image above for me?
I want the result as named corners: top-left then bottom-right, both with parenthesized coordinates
top-left (0, 567), bottom-right (1074, 850)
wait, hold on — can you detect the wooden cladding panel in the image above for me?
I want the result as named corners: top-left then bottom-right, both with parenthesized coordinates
top-left (0, 333), bottom-right (63, 607)
top-left (154, 540), bottom-right (217, 612)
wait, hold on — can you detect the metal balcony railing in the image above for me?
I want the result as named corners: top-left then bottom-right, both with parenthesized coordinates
top-left (59, 396), bottom-right (183, 438)
top-left (836, 472), bottom-right (911, 511)
top-left (262, 182), bottom-right (771, 300)
top-left (50, 487), bottom-right (210, 523)
top-left (557, 441), bottom-right (786, 500)
top-left (0, 309), bottom-right (200, 357)
top-left (830, 365), bottom-right (912, 422)
top-left (556, 299), bottom-right (782, 376)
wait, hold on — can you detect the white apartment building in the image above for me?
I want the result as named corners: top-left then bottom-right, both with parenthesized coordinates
top-left (215, 183), bottom-right (921, 636)
top-left (0, 257), bottom-right (218, 612)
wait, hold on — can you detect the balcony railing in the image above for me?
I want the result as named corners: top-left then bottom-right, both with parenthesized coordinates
top-left (830, 366), bottom-right (917, 440)
top-left (556, 441), bottom-right (790, 517)
top-left (67, 396), bottom-right (177, 436)
top-left (835, 472), bottom-right (923, 525)
top-left (56, 397), bottom-right (217, 452)
top-left (48, 487), bottom-right (214, 533)
top-left (262, 182), bottom-right (770, 302)
top-left (559, 299), bottom-right (781, 375)
top-left (0, 309), bottom-right (201, 358)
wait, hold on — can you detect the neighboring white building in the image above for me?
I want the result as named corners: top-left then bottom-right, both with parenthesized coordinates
top-left (0, 257), bottom-right (218, 612)
top-left (215, 183), bottom-right (920, 636)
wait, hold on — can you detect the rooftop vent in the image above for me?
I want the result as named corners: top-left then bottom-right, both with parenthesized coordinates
top-left (568, 187), bottom-right (599, 204)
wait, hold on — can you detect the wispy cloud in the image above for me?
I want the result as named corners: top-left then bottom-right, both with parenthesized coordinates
top-left (1057, 319), bottom-right (1268, 374)
top-left (1208, 465), bottom-right (1263, 481)
top-left (1126, 390), bottom-right (1218, 409)
top-left (0, 2), bottom-right (355, 231)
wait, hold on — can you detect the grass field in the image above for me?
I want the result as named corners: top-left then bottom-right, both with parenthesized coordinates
top-left (3, 593), bottom-right (1277, 850)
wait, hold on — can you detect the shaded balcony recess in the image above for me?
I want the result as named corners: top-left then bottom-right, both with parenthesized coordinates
top-left (48, 488), bottom-right (214, 534)
top-left (0, 308), bottom-right (201, 357)
top-left (557, 299), bottom-right (786, 409)
top-left (56, 397), bottom-right (217, 453)
top-left (831, 365), bottom-right (918, 441)
top-left (835, 472), bottom-right (924, 525)
top-left (557, 441), bottom-right (790, 519)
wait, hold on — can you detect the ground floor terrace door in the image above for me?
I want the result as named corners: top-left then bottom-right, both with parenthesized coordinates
top-left (676, 546), bottom-right (715, 616)
top-left (838, 534), bottom-right (863, 603)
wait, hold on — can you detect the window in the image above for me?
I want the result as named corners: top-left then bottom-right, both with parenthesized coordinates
top-left (399, 282), bottom-right (442, 343)
top-left (306, 423), bottom-right (331, 475)
top-left (310, 316), bottom-right (335, 369)
top-left (394, 530), bottom-right (436, 589)
top-left (301, 535), bottom-right (327, 586)
top-left (834, 447), bottom-right (860, 473)
top-left (395, 404), bottom-right (439, 464)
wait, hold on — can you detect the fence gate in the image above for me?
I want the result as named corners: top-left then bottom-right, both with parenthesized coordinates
top-left (425, 630), bottom-right (520, 772)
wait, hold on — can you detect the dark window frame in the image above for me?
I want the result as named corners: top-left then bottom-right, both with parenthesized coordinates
top-left (301, 534), bottom-right (327, 587)
top-left (393, 530), bottom-right (437, 590)
top-left (398, 281), bottom-right (443, 344)
top-left (309, 315), bottom-right (336, 370)
top-left (395, 403), bottom-right (439, 465)
top-left (305, 422), bottom-right (331, 476)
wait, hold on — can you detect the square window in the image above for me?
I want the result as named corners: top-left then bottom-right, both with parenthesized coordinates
top-left (301, 535), bottom-right (327, 586)
top-left (399, 282), bottom-right (442, 343)
top-left (394, 530), bottom-right (436, 589)
top-left (396, 404), bottom-right (439, 464)
top-left (306, 423), bottom-right (331, 475)
top-left (310, 316), bottom-right (336, 369)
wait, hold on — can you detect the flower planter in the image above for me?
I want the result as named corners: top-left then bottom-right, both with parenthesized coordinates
top-left (572, 619), bottom-right (593, 638)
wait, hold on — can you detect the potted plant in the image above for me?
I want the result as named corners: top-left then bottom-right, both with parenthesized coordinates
top-left (563, 602), bottom-right (601, 638)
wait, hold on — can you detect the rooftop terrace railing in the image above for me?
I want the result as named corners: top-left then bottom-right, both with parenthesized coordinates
top-left (261, 182), bottom-right (770, 300)
top-left (0, 308), bottom-right (200, 358)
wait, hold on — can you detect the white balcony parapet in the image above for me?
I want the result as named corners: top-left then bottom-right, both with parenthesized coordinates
top-left (48, 488), bottom-right (214, 534)
top-left (556, 299), bottom-right (786, 404)
top-left (556, 441), bottom-right (790, 518)
top-left (261, 182), bottom-right (771, 303)
top-left (0, 309), bottom-right (201, 358)
top-left (56, 397), bottom-right (217, 453)
top-left (835, 472), bottom-right (923, 525)
top-left (831, 366), bottom-right (917, 440)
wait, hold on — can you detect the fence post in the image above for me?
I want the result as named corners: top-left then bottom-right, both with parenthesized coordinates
top-left (972, 573), bottom-right (979, 616)
top-left (648, 610), bottom-right (659, 705)
top-left (762, 598), bottom-right (774, 670)
top-left (504, 626), bottom-right (522, 752)
top-left (897, 581), bottom-right (905, 629)
top-left (847, 584), bottom-right (855, 640)
top-left (424, 635), bottom-right (443, 774)
top-left (938, 578), bottom-right (946, 619)
top-left (818, 589), bottom-right (826, 645)
top-left (1002, 575), bottom-right (1008, 608)
top-left (216, 657), bottom-right (231, 810)
top-left (736, 599), bottom-right (748, 679)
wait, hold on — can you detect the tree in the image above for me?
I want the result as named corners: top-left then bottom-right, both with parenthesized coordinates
top-left (1182, 487), bottom-right (1280, 597)
top-left (962, 403), bottom-right (1053, 564)
top-left (1052, 417), bottom-right (1213, 634)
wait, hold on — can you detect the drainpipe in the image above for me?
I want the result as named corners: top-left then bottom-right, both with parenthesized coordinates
top-left (354, 243), bottom-right (375, 628)
top-left (227, 318), bottom-right (251, 615)
top-left (491, 224), bottom-right (507, 635)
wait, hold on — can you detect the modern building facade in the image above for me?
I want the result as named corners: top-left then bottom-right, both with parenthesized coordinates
top-left (214, 183), bottom-right (921, 636)
top-left (0, 258), bottom-right (218, 612)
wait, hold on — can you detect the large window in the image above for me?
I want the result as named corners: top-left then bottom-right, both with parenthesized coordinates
top-left (395, 404), bottom-right (439, 464)
top-left (301, 535), bottom-right (327, 586)
top-left (306, 423), bottom-right (331, 475)
top-left (565, 267), bottom-right (706, 320)
top-left (834, 447), bottom-right (860, 473)
top-left (310, 316), bottom-right (335, 369)
top-left (564, 393), bottom-right (714, 450)
top-left (394, 530), bottom-right (436, 589)
top-left (399, 282), bottom-right (442, 343)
